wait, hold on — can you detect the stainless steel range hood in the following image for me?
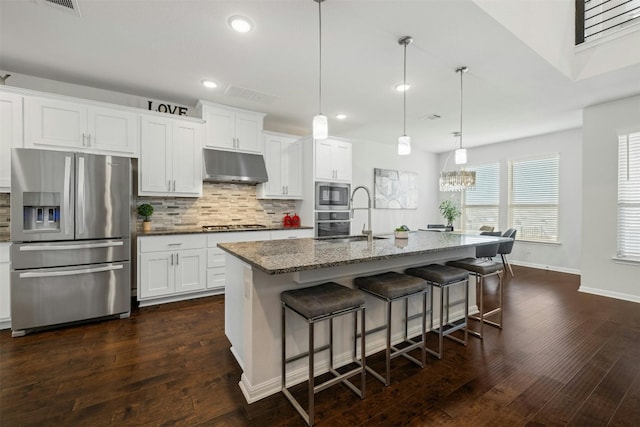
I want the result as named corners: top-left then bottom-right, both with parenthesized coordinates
top-left (202, 148), bottom-right (269, 184)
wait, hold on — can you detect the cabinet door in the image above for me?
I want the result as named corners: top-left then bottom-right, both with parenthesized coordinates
top-left (315, 139), bottom-right (335, 181)
top-left (172, 121), bottom-right (203, 196)
top-left (0, 92), bottom-right (23, 191)
top-left (332, 140), bottom-right (352, 181)
top-left (203, 105), bottom-right (235, 150)
top-left (25, 97), bottom-right (87, 150)
top-left (139, 115), bottom-right (173, 195)
top-left (139, 251), bottom-right (174, 298)
top-left (261, 135), bottom-right (284, 196)
top-left (88, 106), bottom-right (138, 156)
top-left (174, 249), bottom-right (206, 293)
top-left (283, 138), bottom-right (303, 198)
top-left (235, 111), bottom-right (263, 153)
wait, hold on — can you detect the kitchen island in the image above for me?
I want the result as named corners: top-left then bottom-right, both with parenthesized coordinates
top-left (218, 231), bottom-right (507, 403)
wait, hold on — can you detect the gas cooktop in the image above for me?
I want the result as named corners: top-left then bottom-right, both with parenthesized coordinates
top-left (202, 224), bottom-right (267, 231)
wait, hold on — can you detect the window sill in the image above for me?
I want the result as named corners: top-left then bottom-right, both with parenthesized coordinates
top-left (516, 239), bottom-right (561, 246)
top-left (612, 257), bottom-right (640, 265)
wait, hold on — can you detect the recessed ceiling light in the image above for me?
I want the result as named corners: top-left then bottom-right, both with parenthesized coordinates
top-left (229, 15), bottom-right (253, 33)
top-left (336, 113), bottom-right (347, 120)
top-left (202, 80), bottom-right (218, 89)
top-left (395, 83), bottom-right (411, 92)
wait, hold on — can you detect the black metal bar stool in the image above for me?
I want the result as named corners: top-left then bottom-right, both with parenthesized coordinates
top-left (281, 282), bottom-right (366, 426)
top-left (405, 264), bottom-right (470, 359)
top-left (446, 235), bottom-right (504, 339)
top-left (353, 271), bottom-right (428, 386)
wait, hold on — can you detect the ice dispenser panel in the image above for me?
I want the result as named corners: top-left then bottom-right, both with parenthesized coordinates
top-left (23, 192), bottom-right (61, 232)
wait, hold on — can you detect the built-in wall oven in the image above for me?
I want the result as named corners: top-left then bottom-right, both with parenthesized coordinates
top-left (315, 211), bottom-right (351, 237)
top-left (315, 182), bottom-right (350, 210)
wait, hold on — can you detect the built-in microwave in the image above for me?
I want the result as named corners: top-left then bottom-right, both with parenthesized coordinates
top-left (315, 182), bottom-right (350, 210)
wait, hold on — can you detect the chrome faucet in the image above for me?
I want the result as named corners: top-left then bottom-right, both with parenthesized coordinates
top-left (351, 185), bottom-right (373, 243)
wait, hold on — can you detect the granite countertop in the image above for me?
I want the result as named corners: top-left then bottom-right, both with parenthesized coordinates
top-left (137, 225), bottom-right (313, 237)
top-left (217, 231), bottom-right (510, 275)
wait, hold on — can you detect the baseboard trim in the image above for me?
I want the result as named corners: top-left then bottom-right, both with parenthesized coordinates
top-left (510, 260), bottom-right (581, 275)
top-left (578, 286), bottom-right (640, 303)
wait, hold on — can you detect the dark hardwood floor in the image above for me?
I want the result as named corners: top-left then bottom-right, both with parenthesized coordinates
top-left (1, 266), bottom-right (639, 426)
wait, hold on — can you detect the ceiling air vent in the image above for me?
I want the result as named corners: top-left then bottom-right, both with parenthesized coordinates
top-left (224, 85), bottom-right (277, 105)
top-left (40, 0), bottom-right (82, 17)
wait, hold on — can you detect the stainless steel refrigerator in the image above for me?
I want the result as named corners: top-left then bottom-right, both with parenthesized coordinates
top-left (10, 148), bottom-right (131, 337)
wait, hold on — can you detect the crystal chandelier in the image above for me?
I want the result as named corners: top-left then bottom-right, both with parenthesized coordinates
top-left (439, 170), bottom-right (476, 192)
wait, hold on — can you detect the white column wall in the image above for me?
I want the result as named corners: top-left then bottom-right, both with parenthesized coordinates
top-left (581, 95), bottom-right (640, 302)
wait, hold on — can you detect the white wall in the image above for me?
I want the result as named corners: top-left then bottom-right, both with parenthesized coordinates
top-left (581, 95), bottom-right (640, 303)
top-left (350, 140), bottom-right (440, 235)
top-left (439, 128), bottom-right (583, 274)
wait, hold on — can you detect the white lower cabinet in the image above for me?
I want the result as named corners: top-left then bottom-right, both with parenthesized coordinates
top-left (137, 229), bottom-right (312, 306)
top-left (137, 235), bottom-right (206, 306)
top-left (0, 243), bottom-right (11, 329)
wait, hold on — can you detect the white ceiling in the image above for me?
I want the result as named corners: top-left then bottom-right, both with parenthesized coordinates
top-left (1, 0), bottom-right (639, 153)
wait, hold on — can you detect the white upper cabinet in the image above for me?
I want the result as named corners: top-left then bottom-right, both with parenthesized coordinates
top-left (138, 114), bottom-right (203, 197)
top-left (315, 138), bottom-right (352, 182)
top-left (257, 132), bottom-right (303, 199)
top-left (197, 101), bottom-right (265, 154)
top-left (24, 96), bottom-right (139, 157)
top-left (0, 92), bottom-right (23, 191)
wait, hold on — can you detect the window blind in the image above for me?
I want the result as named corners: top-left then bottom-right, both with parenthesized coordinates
top-left (617, 131), bottom-right (640, 259)
top-left (462, 163), bottom-right (500, 231)
top-left (509, 155), bottom-right (559, 242)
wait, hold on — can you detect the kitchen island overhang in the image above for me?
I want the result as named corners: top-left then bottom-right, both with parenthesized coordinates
top-left (218, 231), bottom-right (509, 403)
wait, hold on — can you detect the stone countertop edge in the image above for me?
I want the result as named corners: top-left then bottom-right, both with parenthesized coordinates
top-left (217, 231), bottom-right (511, 275)
top-left (137, 225), bottom-right (313, 237)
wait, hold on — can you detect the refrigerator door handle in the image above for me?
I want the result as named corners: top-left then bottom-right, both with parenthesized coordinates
top-left (78, 156), bottom-right (86, 235)
top-left (64, 155), bottom-right (73, 235)
top-left (19, 241), bottom-right (124, 252)
top-left (19, 264), bottom-right (124, 279)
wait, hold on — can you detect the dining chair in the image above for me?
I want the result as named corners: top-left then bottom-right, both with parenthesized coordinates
top-left (479, 225), bottom-right (494, 232)
top-left (498, 228), bottom-right (517, 277)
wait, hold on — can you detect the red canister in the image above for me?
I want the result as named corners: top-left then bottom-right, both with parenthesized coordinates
top-left (291, 213), bottom-right (300, 228)
top-left (283, 213), bottom-right (292, 228)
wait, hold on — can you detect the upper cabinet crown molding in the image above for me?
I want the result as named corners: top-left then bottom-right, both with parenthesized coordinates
top-left (196, 100), bottom-right (265, 154)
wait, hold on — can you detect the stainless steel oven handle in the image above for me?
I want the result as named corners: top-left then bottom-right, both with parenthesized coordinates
top-left (19, 264), bottom-right (124, 279)
top-left (19, 241), bottom-right (124, 251)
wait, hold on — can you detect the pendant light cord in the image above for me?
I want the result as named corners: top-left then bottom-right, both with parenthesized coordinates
top-left (457, 67), bottom-right (467, 149)
top-left (318, 0), bottom-right (322, 115)
top-left (403, 41), bottom-right (407, 136)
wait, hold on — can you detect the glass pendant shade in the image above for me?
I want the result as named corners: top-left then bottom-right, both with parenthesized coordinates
top-left (398, 135), bottom-right (411, 155)
top-left (455, 148), bottom-right (467, 164)
top-left (313, 114), bottom-right (328, 140)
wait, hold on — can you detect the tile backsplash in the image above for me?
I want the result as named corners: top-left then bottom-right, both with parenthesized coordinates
top-left (135, 182), bottom-right (299, 231)
top-left (0, 193), bottom-right (9, 235)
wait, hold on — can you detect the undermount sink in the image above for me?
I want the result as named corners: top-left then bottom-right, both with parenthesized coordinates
top-left (315, 235), bottom-right (388, 243)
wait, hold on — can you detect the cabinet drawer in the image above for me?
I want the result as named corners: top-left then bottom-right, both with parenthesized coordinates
top-left (207, 267), bottom-right (225, 290)
top-left (139, 235), bottom-right (205, 253)
top-left (207, 248), bottom-right (225, 268)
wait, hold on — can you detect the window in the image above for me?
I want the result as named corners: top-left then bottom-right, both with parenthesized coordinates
top-left (617, 131), bottom-right (640, 259)
top-left (462, 163), bottom-right (500, 232)
top-left (509, 155), bottom-right (559, 242)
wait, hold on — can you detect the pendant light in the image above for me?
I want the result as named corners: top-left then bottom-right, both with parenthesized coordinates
top-left (312, 0), bottom-right (328, 140)
top-left (398, 36), bottom-right (413, 155)
top-left (454, 66), bottom-right (468, 164)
